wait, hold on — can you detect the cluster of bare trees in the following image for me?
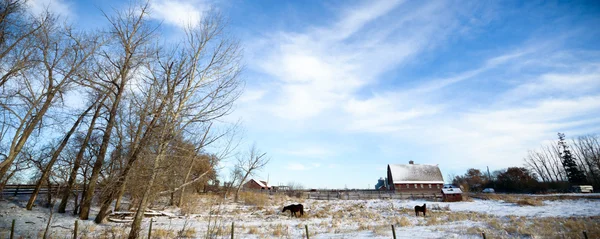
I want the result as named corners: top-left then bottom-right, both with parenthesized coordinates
top-left (0, 1), bottom-right (252, 238)
top-left (524, 134), bottom-right (600, 188)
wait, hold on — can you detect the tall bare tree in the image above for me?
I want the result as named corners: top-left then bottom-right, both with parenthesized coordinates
top-left (125, 11), bottom-right (242, 238)
top-left (0, 13), bottom-right (100, 190)
top-left (233, 143), bottom-right (270, 202)
top-left (25, 99), bottom-right (98, 210)
top-left (78, 3), bottom-right (156, 220)
top-left (57, 93), bottom-right (107, 213)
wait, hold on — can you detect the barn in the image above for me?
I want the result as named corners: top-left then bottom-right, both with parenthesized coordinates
top-left (386, 161), bottom-right (444, 193)
top-left (243, 179), bottom-right (271, 190)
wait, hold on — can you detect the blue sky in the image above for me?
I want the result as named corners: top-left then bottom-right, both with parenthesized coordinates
top-left (31, 0), bottom-right (600, 189)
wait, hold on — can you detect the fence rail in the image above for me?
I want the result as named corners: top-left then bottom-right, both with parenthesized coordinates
top-left (306, 190), bottom-right (442, 200)
top-left (1, 184), bottom-right (83, 196)
top-left (243, 188), bottom-right (444, 200)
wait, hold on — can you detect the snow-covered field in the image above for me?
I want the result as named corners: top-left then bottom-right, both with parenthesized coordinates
top-left (1, 194), bottom-right (599, 238)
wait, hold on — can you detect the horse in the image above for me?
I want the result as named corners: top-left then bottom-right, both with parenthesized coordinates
top-left (282, 204), bottom-right (304, 217)
top-left (414, 203), bottom-right (426, 217)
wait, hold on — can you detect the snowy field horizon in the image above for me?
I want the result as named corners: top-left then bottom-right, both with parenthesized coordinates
top-left (1, 192), bottom-right (599, 238)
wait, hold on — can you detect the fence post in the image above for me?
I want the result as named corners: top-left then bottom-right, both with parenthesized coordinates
top-left (583, 231), bottom-right (588, 239)
top-left (305, 225), bottom-right (310, 239)
top-left (14, 185), bottom-right (19, 196)
top-left (391, 225), bottom-right (397, 239)
top-left (231, 222), bottom-right (234, 239)
top-left (148, 218), bottom-right (153, 239)
top-left (73, 220), bottom-right (78, 239)
top-left (10, 219), bottom-right (15, 239)
top-left (481, 232), bottom-right (486, 239)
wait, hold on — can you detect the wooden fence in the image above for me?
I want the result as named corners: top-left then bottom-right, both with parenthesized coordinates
top-left (306, 190), bottom-right (442, 200)
top-left (243, 188), bottom-right (443, 200)
top-left (1, 184), bottom-right (84, 196)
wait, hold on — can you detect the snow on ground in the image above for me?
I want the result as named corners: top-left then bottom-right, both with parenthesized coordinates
top-left (1, 195), bottom-right (599, 238)
top-left (380, 198), bottom-right (600, 217)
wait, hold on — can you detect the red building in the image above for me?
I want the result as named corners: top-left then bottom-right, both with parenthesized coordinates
top-left (243, 179), bottom-right (271, 190)
top-left (441, 186), bottom-right (463, 202)
top-left (386, 161), bottom-right (444, 194)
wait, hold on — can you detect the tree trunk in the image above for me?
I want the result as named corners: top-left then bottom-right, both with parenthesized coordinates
top-left (80, 88), bottom-right (124, 220)
top-left (234, 172), bottom-right (251, 203)
top-left (58, 98), bottom-right (104, 213)
top-left (113, 176), bottom-right (128, 211)
top-left (128, 143), bottom-right (167, 239)
top-left (26, 103), bottom-right (94, 210)
top-left (0, 92), bottom-right (56, 191)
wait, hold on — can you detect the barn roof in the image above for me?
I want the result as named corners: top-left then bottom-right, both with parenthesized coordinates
top-left (388, 163), bottom-right (444, 184)
top-left (250, 179), bottom-right (270, 188)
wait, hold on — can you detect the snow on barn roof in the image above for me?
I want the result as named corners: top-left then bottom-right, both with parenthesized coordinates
top-left (441, 187), bottom-right (463, 194)
top-left (251, 179), bottom-right (270, 188)
top-left (388, 163), bottom-right (444, 184)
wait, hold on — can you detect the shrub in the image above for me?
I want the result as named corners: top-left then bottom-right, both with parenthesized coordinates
top-left (396, 216), bottom-right (412, 227)
top-left (240, 191), bottom-right (270, 207)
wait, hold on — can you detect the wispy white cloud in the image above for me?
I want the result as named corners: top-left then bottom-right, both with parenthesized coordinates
top-left (234, 1), bottom-right (600, 187)
top-left (148, 0), bottom-right (206, 29)
top-left (248, 1), bottom-right (477, 122)
top-left (26, 0), bottom-right (73, 19)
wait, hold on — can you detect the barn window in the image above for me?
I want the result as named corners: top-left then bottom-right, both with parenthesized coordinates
top-left (414, 184), bottom-right (417, 188)
top-left (436, 184), bottom-right (440, 189)
top-left (428, 184), bottom-right (432, 188)
top-left (420, 184), bottom-right (423, 188)
top-left (406, 184), bottom-right (409, 189)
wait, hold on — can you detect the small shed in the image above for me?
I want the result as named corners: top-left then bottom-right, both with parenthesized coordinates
top-left (441, 187), bottom-right (463, 202)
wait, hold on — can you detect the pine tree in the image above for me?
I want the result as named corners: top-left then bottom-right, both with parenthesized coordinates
top-left (557, 133), bottom-right (587, 185)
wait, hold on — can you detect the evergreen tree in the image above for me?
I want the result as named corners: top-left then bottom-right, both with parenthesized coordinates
top-left (558, 133), bottom-right (587, 185)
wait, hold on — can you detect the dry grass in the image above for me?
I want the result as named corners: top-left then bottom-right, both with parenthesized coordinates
top-left (271, 223), bottom-right (286, 237)
top-left (152, 228), bottom-right (176, 238)
top-left (247, 226), bottom-right (260, 234)
top-left (180, 193), bottom-right (217, 214)
top-left (395, 216), bottom-right (412, 227)
top-left (515, 198), bottom-right (544, 206)
top-left (371, 225), bottom-right (389, 236)
top-left (178, 227), bottom-right (196, 238)
top-left (472, 194), bottom-right (545, 206)
top-left (426, 215), bottom-right (441, 226)
top-left (240, 191), bottom-right (270, 208)
top-left (430, 204), bottom-right (451, 211)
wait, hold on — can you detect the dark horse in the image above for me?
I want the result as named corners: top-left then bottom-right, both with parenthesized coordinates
top-left (282, 204), bottom-right (304, 217)
top-left (414, 203), bottom-right (426, 217)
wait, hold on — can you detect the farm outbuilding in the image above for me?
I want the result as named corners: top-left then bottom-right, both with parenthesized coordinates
top-left (441, 186), bottom-right (463, 202)
top-left (386, 161), bottom-right (444, 194)
top-left (243, 179), bottom-right (271, 190)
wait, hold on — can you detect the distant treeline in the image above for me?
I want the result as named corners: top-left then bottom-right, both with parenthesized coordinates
top-left (452, 133), bottom-right (599, 193)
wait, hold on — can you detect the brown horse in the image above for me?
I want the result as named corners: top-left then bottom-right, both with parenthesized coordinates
top-left (414, 203), bottom-right (426, 217)
top-left (282, 204), bottom-right (304, 217)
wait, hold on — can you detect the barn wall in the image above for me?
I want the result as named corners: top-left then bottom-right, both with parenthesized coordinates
top-left (393, 183), bottom-right (444, 193)
top-left (442, 194), bottom-right (463, 202)
top-left (244, 181), bottom-right (262, 190)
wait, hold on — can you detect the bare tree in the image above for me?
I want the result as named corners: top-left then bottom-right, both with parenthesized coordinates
top-left (25, 99), bottom-right (98, 210)
top-left (0, 13), bottom-right (100, 190)
top-left (78, 3), bottom-right (156, 220)
top-left (57, 93), bottom-right (107, 213)
top-left (126, 10), bottom-right (242, 237)
top-left (233, 143), bottom-right (270, 202)
top-left (0, 0), bottom-right (45, 88)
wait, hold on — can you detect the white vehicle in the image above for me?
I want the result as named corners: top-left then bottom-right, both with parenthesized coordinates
top-left (482, 188), bottom-right (495, 193)
top-left (571, 185), bottom-right (594, 193)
